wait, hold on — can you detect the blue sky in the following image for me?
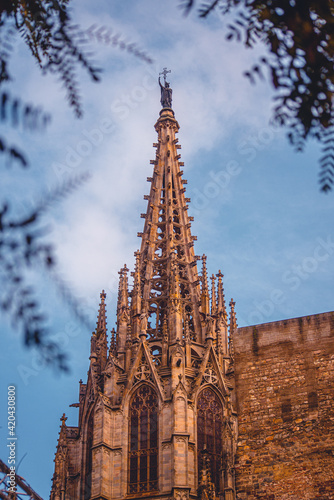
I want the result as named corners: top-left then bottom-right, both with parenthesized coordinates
top-left (1, 0), bottom-right (333, 497)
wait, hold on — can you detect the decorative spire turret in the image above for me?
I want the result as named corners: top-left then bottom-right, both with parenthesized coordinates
top-left (132, 251), bottom-right (141, 311)
top-left (135, 72), bottom-right (202, 344)
top-left (109, 327), bottom-right (116, 357)
top-left (229, 299), bottom-right (237, 360)
top-left (217, 270), bottom-right (227, 319)
top-left (201, 255), bottom-right (210, 315)
top-left (118, 265), bottom-right (129, 310)
top-left (90, 290), bottom-right (108, 371)
top-left (96, 289), bottom-right (107, 334)
top-left (117, 265), bottom-right (130, 352)
top-left (229, 299), bottom-right (237, 333)
top-left (50, 414), bottom-right (68, 500)
top-left (216, 271), bottom-right (228, 357)
top-left (131, 250), bottom-right (142, 340)
top-left (211, 274), bottom-right (217, 316)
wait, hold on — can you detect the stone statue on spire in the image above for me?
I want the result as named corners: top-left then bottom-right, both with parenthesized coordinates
top-left (159, 67), bottom-right (172, 109)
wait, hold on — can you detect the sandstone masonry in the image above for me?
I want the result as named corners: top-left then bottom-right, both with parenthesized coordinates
top-left (234, 312), bottom-right (334, 500)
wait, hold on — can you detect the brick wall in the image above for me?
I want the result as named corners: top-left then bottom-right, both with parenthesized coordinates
top-left (233, 312), bottom-right (334, 500)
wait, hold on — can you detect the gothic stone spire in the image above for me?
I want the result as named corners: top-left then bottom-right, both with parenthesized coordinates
top-left (137, 102), bottom-right (202, 343)
top-left (50, 74), bottom-right (238, 500)
top-left (96, 289), bottom-right (107, 334)
top-left (229, 298), bottom-right (237, 360)
top-left (116, 264), bottom-right (130, 352)
top-left (50, 414), bottom-right (69, 500)
top-left (91, 290), bottom-right (108, 371)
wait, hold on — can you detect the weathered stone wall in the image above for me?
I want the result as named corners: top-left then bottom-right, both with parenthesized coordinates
top-left (233, 312), bottom-right (334, 500)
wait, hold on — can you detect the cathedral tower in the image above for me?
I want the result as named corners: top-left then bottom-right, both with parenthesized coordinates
top-left (50, 72), bottom-right (237, 500)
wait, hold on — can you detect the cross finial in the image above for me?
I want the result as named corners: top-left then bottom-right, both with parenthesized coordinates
top-left (217, 269), bottom-right (224, 279)
top-left (159, 67), bottom-right (171, 85)
top-left (159, 68), bottom-right (173, 108)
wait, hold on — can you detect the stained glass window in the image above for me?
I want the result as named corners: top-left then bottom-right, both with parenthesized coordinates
top-left (129, 385), bottom-right (158, 494)
top-left (197, 387), bottom-right (223, 493)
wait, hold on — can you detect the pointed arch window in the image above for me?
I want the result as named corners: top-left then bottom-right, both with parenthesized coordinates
top-left (129, 385), bottom-right (158, 494)
top-left (197, 387), bottom-right (223, 493)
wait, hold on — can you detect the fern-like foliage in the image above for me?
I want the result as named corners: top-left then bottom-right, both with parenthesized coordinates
top-left (0, 135), bottom-right (27, 167)
top-left (0, 199), bottom-right (64, 366)
top-left (0, 2), bottom-right (153, 366)
top-left (179, 0), bottom-right (196, 15)
top-left (0, 91), bottom-right (50, 130)
top-left (0, 2), bottom-right (153, 117)
top-left (0, 173), bottom-right (92, 369)
top-left (319, 123), bottom-right (334, 193)
top-left (0, 0), bottom-right (101, 117)
top-left (0, 21), bottom-right (16, 83)
top-left (83, 24), bottom-right (154, 64)
top-left (181, 0), bottom-right (334, 191)
top-left (198, 0), bottom-right (222, 17)
top-left (0, 90), bottom-right (51, 167)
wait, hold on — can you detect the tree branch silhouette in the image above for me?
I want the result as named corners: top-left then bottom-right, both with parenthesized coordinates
top-left (0, 1), bottom-right (153, 369)
top-left (181, 0), bottom-right (334, 192)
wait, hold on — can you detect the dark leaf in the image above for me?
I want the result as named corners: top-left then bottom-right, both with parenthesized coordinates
top-left (9, 147), bottom-right (28, 167)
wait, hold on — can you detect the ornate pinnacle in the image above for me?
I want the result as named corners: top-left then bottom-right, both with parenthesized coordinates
top-left (211, 274), bottom-right (217, 316)
top-left (116, 265), bottom-right (130, 352)
top-left (184, 315), bottom-right (191, 343)
top-left (217, 270), bottom-right (227, 319)
top-left (133, 251), bottom-right (141, 292)
top-left (96, 289), bottom-right (107, 334)
top-left (229, 299), bottom-right (237, 360)
top-left (202, 255), bottom-right (209, 287)
top-left (93, 290), bottom-right (108, 369)
top-left (109, 328), bottom-right (116, 356)
top-left (56, 414), bottom-right (68, 458)
top-left (122, 264), bottom-right (129, 300)
top-left (201, 255), bottom-right (210, 315)
top-left (117, 268), bottom-right (123, 314)
top-left (126, 324), bottom-right (132, 348)
top-left (118, 264), bottom-right (129, 312)
top-left (131, 251), bottom-right (142, 317)
top-left (90, 331), bottom-right (97, 357)
top-left (229, 299), bottom-right (237, 332)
